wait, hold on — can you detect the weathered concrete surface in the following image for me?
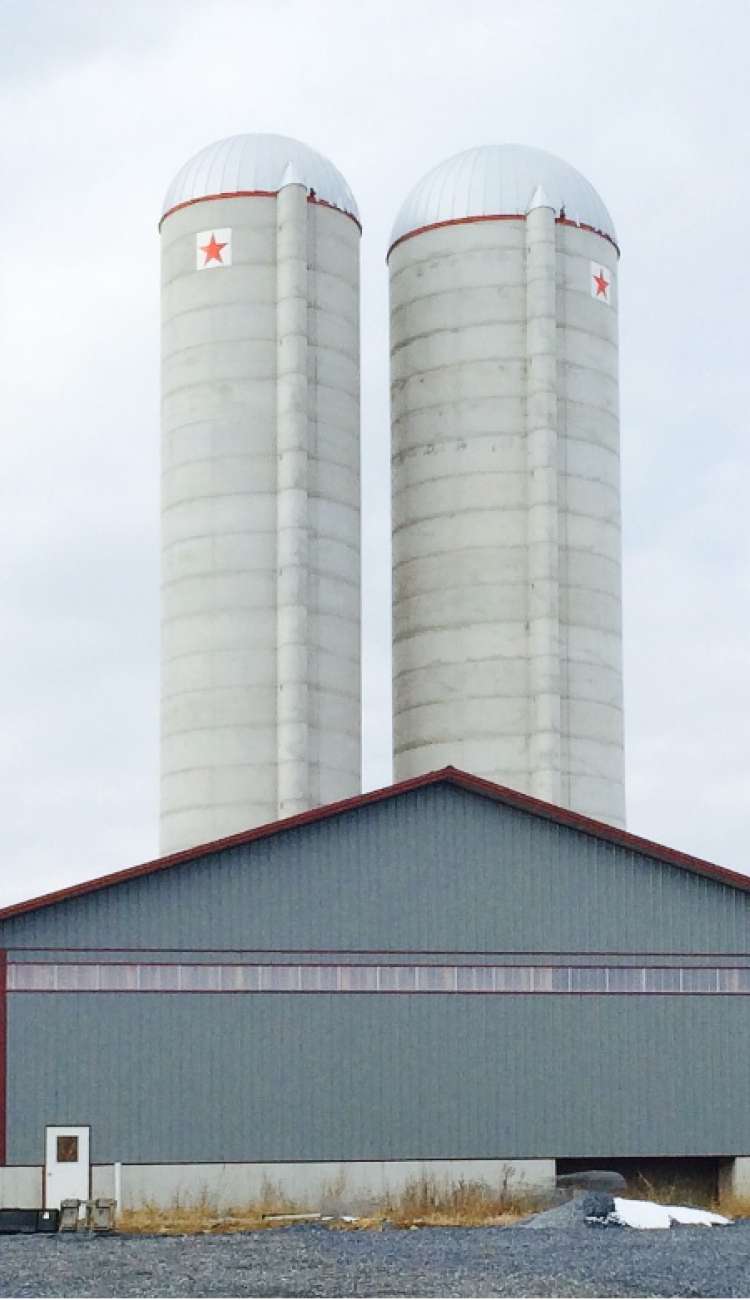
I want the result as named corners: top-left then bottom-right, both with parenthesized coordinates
top-left (160, 192), bottom-right (361, 853)
top-left (390, 213), bottom-right (624, 826)
top-left (0, 1165), bottom-right (41, 1209)
top-left (38, 1157), bottom-right (555, 1211)
top-left (719, 1156), bottom-right (750, 1199)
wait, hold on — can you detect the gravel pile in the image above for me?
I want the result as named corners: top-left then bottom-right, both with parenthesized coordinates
top-left (1, 1222), bottom-right (750, 1298)
top-left (518, 1192), bottom-right (615, 1228)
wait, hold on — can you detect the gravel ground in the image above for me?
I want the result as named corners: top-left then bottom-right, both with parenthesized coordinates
top-left (1, 1223), bottom-right (750, 1298)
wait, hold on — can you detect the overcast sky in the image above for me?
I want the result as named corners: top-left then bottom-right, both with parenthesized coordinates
top-left (1, 0), bottom-right (748, 907)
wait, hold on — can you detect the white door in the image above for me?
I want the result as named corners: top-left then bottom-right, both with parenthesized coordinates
top-left (45, 1126), bottom-right (90, 1209)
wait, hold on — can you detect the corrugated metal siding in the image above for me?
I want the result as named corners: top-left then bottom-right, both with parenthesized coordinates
top-left (0, 786), bottom-right (748, 954)
top-left (3, 783), bottom-right (750, 1165)
top-left (7, 992), bottom-right (750, 1164)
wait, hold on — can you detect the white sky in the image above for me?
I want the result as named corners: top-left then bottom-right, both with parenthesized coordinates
top-left (1, 0), bottom-right (748, 907)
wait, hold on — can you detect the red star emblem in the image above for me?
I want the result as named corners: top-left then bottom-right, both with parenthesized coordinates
top-left (200, 233), bottom-right (228, 265)
top-left (593, 267), bottom-right (610, 298)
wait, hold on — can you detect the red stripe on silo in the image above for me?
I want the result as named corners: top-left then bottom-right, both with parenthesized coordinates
top-left (159, 190), bottom-right (277, 227)
top-left (387, 212), bottom-right (526, 259)
top-left (556, 216), bottom-right (621, 254)
top-left (159, 190), bottom-right (362, 232)
top-left (0, 950), bottom-right (6, 1165)
top-left (386, 213), bottom-right (620, 260)
top-left (307, 194), bottom-right (363, 230)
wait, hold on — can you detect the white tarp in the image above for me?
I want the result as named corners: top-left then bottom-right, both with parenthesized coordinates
top-left (609, 1198), bottom-right (731, 1230)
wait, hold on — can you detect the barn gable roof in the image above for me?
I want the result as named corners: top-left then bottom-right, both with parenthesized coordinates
top-left (0, 767), bottom-right (747, 924)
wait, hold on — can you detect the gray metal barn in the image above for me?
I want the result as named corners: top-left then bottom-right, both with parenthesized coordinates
top-left (0, 768), bottom-right (748, 1210)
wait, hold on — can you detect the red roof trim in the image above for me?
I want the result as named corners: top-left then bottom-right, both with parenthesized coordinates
top-left (159, 191), bottom-right (362, 232)
top-left (387, 213), bottom-right (620, 260)
top-left (0, 768), bottom-right (747, 923)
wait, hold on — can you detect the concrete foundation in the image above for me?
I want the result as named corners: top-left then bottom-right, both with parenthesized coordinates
top-left (0, 1166), bottom-right (41, 1209)
top-left (718, 1156), bottom-right (750, 1200)
top-left (0, 1159), bottom-right (554, 1212)
top-left (87, 1159), bottom-right (556, 1212)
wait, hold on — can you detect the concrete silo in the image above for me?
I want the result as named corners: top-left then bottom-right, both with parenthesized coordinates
top-left (160, 134), bottom-right (361, 854)
top-left (389, 144), bottom-right (625, 826)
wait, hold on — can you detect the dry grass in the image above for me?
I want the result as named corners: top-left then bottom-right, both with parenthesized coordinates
top-left (623, 1173), bottom-right (750, 1221)
top-left (117, 1172), bottom-right (544, 1234)
top-left (626, 1173), bottom-right (716, 1209)
top-left (717, 1194), bottom-right (750, 1220)
top-left (119, 1203), bottom-right (268, 1235)
top-left (119, 1177), bottom-right (302, 1235)
top-left (118, 1170), bottom-right (750, 1235)
top-left (378, 1172), bottom-right (545, 1228)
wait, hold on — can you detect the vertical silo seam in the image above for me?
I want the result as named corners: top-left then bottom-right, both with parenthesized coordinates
top-left (555, 217), bottom-right (572, 810)
top-left (275, 178), bottom-right (310, 817)
top-left (525, 193), bottom-right (562, 805)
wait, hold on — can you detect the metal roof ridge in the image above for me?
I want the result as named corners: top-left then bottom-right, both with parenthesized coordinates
top-left (0, 769), bottom-right (746, 922)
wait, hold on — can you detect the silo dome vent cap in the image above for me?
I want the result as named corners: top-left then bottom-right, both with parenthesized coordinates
top-left (389, 143), bottom-right (617, 254)
top-left (161, 132), bottom-right (359, 225)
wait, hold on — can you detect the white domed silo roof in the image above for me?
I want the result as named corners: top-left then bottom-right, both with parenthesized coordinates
top-left (390, 144), bottom-right (616, 252)
top-left (161, 133), bottom-right (359, 224)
